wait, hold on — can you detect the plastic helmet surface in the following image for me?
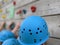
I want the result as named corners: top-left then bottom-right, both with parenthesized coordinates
top-left (2, 38), bottom-right (20, 45)
top-left (0, 30), bottom-right (15, 42)
top-left (18, 15), bottom-right (49, 45)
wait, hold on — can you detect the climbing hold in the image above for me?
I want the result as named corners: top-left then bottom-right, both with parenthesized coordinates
top-left (10, 22), bottom-right (15, 30)
top-left (0, 9), bottom-right (3, 13)
top-left (31, 6), bottom-right (36, 13)
top-left (2, 15), bottom-right (6, 19)
top-left (8, 6), bottom-right (15, 19)
top-left (13, 1), bottom-right (16, 6)
top-left (16, 10), bottom-right (22, 14)
top-left (3, 0), bottom-right (8, 2)
top-left (23, 9), bottom-right (27, 14)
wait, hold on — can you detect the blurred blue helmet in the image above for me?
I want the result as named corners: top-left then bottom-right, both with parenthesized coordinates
top-left (18, 15), bottom-right (49, 45)
top-left (0, 30), bottom-right (15, 42)
top-left (2, 38), bottom-right (20, 45)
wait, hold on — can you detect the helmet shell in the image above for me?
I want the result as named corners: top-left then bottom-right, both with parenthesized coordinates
top-left (2, 38), bottom-right (20, 45)
top-left (19, 16), bottom-right (49, 45)
top-left (0, 30), bottom-right (15, 42)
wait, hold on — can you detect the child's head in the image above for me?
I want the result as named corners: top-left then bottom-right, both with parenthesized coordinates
top-left (18, 15), bottom-right (49, 45)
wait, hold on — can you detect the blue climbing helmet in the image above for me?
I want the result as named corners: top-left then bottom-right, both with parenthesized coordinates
top-left (18, 15), bottom-right (49, 45)
top-left (0, 30), bottom-right (15, 42)
top-left (2, 38), bottom-right (20, 45)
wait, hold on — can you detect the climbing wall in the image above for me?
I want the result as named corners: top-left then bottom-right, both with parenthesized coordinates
top-left (0, 0), bottom-right (37, 20)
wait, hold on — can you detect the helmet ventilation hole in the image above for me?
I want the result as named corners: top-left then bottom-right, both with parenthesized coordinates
top-left (43, 25), bottom-right (45, 27)
top-left (40, 31), bottom-right (42, 33)
top-left (37, 28), bottom-right (39, 30)
top-left (36, 32), bottom-right (38, 34)
top-left (23, 28), bottom-right (25, 31)
top-left (40, 39), bottom-right (42, 41)
top-left (34, 39), bottom-right (36, 43)
top-left (29, 29), bottom-right (31, 32)
top-left (43, 24), bottom-right (47, 29)
top-left (22, 31), bottom-right (23, 33)
top-left (30, 33), bottom-right (32, 35)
